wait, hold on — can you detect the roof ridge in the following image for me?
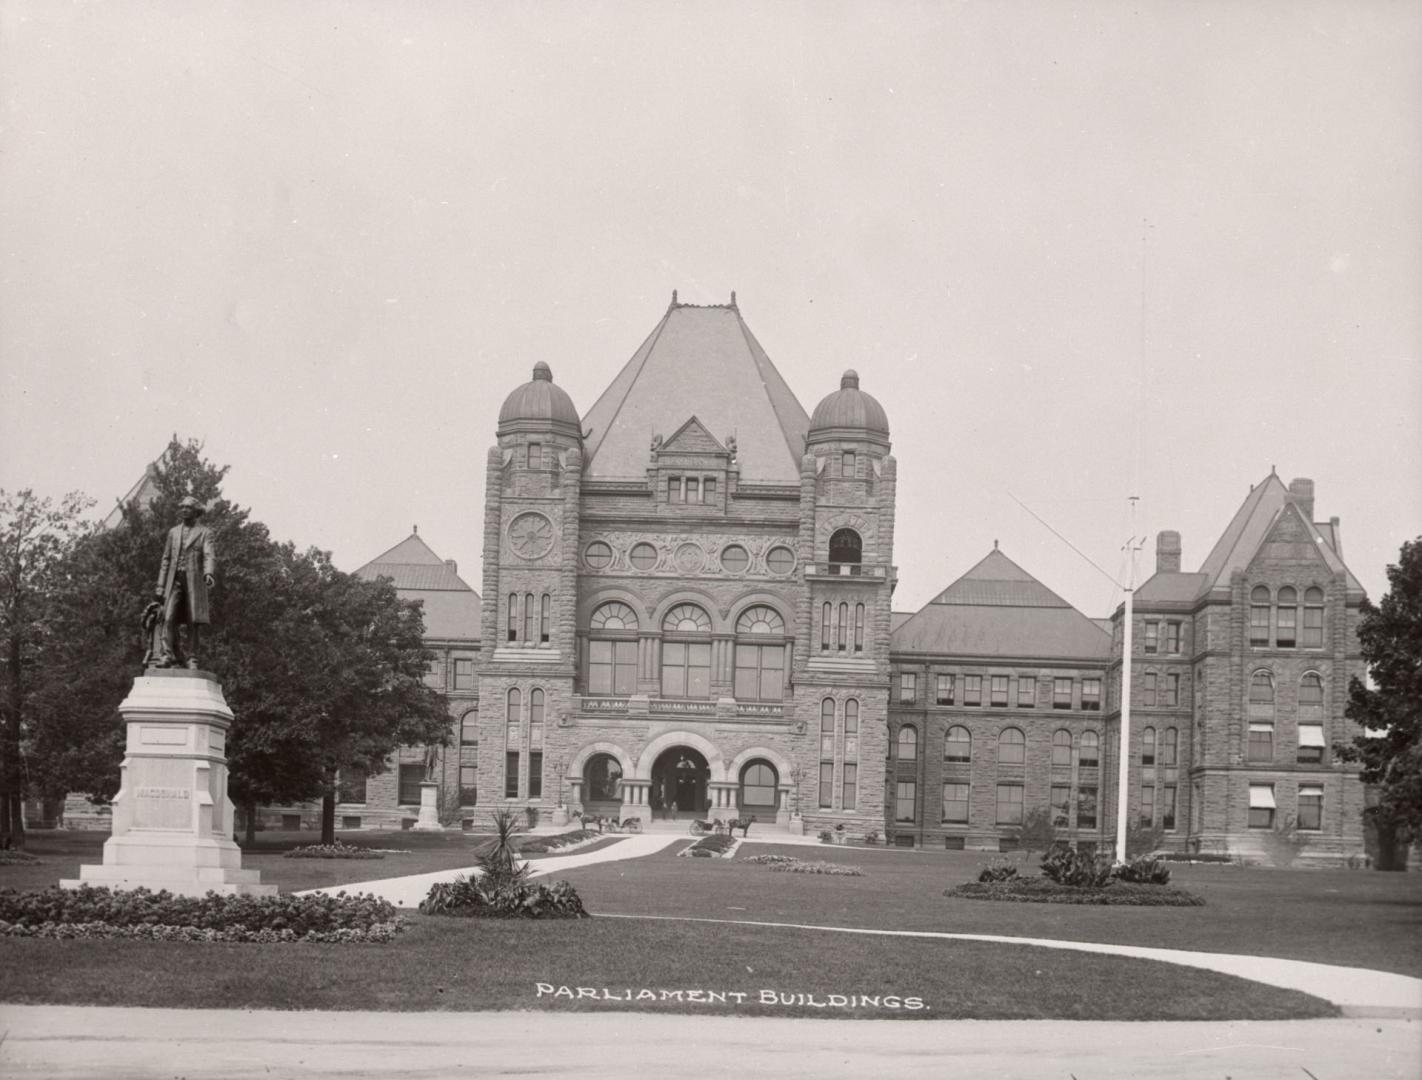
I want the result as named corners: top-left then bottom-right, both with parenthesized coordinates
top-left (735, 311), bottom-right (811, 469)
top-left (581, 310), bottom-right (672, 469)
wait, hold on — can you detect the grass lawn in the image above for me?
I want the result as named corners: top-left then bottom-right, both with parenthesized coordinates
top-left (0, 829), bottom-right (620, 894)
top-left (550, 843), bottom-right (1422, 978)
top-left (0, 912), bottom-right (1336, 1020)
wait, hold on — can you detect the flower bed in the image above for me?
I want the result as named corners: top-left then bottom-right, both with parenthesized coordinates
top-left (0, 885), bottom-right (404, 942)
top-left (684, 834), bottom-right (737, 858)
top-left (947, 879), bottom-right (1205, 906)
top-left (283, 842), bottom-right (384, 860)
top-left (512, 829), bottom-right (600, 855)
top-left (0, 850), bottom-right (41, 865)
top-left (742, 854), bottom-right (864, 876)
top-left (420, 875), bottom-right (588, 919)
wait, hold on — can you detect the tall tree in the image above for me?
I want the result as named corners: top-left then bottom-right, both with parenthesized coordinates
top-left (1337, 537), bottom-right (1422, 866)
top-left (0, 488), bottom-right (94, 848)
top-left (29, 437), bottom-right (451, 843)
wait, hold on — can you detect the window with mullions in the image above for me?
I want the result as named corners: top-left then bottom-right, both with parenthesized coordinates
top-left (818, 762), bottom-right (833, 809)
top-left (1140, 783), bottom-right (1155, 827)
top-left (990, 675), bottom-right (1009, 707)
top-left (1248, 670), bottom-right (1275, 762)
top-left (453, 659), bottom-right (475, 690)
top-left (589, 601), bottom-right (638, 695)
top-left (539, 594), bottom-right (551, 643)
top-left (1298, 673), bottom-right (1325, 763)
top-left (1161, 727), bottom-right (1178, 767)
top-left (505, 752), bottom-right (519, 799)
top-left (842, 763), bottom-right (857, 811)
top-left (896, 781), bottom-right (917, 823)
top-left (1166, 621), bottom-right (1182, 654)
top-left (1053, 678), bottom-right (1073, 710)
top-left (506, 688), bottom-right (521, 747)
top-left (1248, 783), bottom-right (1275, 829)
top-left (998, 727), bottom-right (1025, 766)
top-left (1303, 587), bottom-right (1324, 647)
top-left (942, 782), bottom-right (970, 823)
top-left (527, 442), bottom-right (543, 470)
top-left (1276, 587), bottom-right (1298, 648)
top-left (1081, 678), bottom-right (1100, 711)
top-left (1165, 673), bottom-right (1180, 707)
top-left (1077, 786), bottom-right (1097, 829)
top-left (995, 783), bottom-right (1024, 825)
top-left (460, 712), bottom-right (479, 745)
top-left (459, 766), bottom-right (477, 806)
top-left (1051, 729), bottom-right (1072, 767)
top-left (507, 593), bottom-right (518, 642)
top-left (963, 675), bottom-right (982, 707)
top-left (1019, 675), bottom-right (1036, 707)
top-left (1143, 672), bottom-right (1158, 707)
top-left (945, 725), bottom-right (971, 763)
top-left (897, 725), bottom-right (918, 761)
top-left (523, 592), bottom-right (535, 644)
top-left (844, 699), bottom-right (859, 761)
top-left (398, 764), bottom-right (424, 805)
top-left (1079, 730), bottom-right (1100, 767)
top-left (661, 604), bottom-right (712, 698)
top-left (820, 699), bottom-right (836, 758)
top-left (1249, 586), bottom-right (1271, 645)
top-left (936, 674), bottom-right (955, 705)
top-left (1161, 784), bottom-right (1176, 830)
top-left (734, 606), bottom-right (786, 702)
top-left (841, 450), bottom-right (856, 476)
top-left (1141, 727), bottom-right (1156, 766)
top-left (1144, 621), bottom-right (1159, 654)
top-left (837, 602), bottom-right (849, 651)
top-left (1298, 784), bottom-right (1323, 831)
top-left (899, 672), bottom-right (917, 704)
top-left (853, 603), bottom-right (865, 652)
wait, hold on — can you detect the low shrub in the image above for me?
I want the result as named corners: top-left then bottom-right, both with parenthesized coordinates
top-left (420, 874), bottom-right (588, 919)
top-left (1113, 856), bottom-right (1172, 885)
top-left (976, 861), bottom-right (1019, 883)
top-left (686, 834), bottom-right (737, 858)
top-left (1040, 847), bottom-right (1113, 888)
top-left (862, 830), bottom-right (880, 846)
top-left (817, 829), bottom-right (834, 843)
top-left (513, 830), bottom-right (598, 855)
top-left (0, 850), bottom-right (41, 865)
top-left (947, 879), bottom-right (1205, 906)
top-left (283, 842), bottom-right (384, 860)
top-left (0, 885), bottom-right (403, 942)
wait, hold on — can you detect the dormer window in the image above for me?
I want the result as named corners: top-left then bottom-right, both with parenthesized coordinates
top-left (666, 476), bottom-right (713, 504)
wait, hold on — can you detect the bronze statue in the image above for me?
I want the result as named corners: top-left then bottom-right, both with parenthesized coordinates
top-left (152, 495), bottom-right (216, 669)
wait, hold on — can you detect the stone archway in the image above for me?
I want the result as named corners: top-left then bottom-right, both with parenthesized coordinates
top-left (650, 746), bottom-right (709, 820)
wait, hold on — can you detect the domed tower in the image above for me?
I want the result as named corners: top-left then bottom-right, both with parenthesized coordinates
top-left (478, 362), bottom-right (584, 822)
top-left (792, 369), bottom-right (897, 835)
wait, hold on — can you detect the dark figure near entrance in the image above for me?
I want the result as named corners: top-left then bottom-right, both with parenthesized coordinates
top-left (152, 495), bottom-right (216, 669)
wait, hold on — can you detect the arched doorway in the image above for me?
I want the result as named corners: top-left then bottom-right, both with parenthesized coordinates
top-left (581, 753), bottom-right (624, 817)
top-left (738, 759), bottom-right (780, 815)
top-left (651, 746), bottom-right (709, 819)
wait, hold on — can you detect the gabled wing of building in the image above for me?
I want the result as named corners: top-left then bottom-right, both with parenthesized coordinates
top-left (354, 530), bottom-right (481, 641)
top-left (580, 300), bottom-right (811, 483)
top-left (892, 548), bottom-right (1112, 661)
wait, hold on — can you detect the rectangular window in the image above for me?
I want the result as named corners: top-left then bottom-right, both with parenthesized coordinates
top-left (1019, 676), bottom-right (1036, 707)
top-left (425, 658), bottom-right (446, 690)
top-left (338, 765), bottom-right (368, 804)
top-left (1050, 785), bottom-right (1071, 828)
top-left (1143, 672), bottom-right (1157, 707)
top-left (460, 714), bottom-right (479, 745)
top-left (527, 442), bottom-right (542, 469)
top-left (668, 477), bottom-right (683, 503)
top-left (963, 675), bottom-right (982, 707)
top-left (528, 752), bottom-right (542, 800)
top-left (508, 594), bottom-right (518, 642)
top-left (1166, 621), bottom-right (1182, 654)
top-left (820, 706), bottom-right (835, 758)
top-left (702, 478), bottom-right (716, 500)
top-left (896, 781), bottom-right (917, 823)
top-left (819, 762), bottom-right (833, 809)
top-left (990, 675), bottom-right (1009, 707)
top-left (1297, 723), bottom-right (1325, 765)
top-left (1297, 784), bottom-right (1323, 831)
top-left (686, 477), bottom-right (701, 504)
top-left (1277, 605), bottom-right (1297, 648)
top-left (842, 764), bottom-right (857, 811)
top-left (1081, 678), bottom-right (1101, 711)
top-left (453, 658), bottom-right (475, 690)
top-left (1248, 723), bottom-right (1274, 763)
top-left (1248, 783), bottom-right (1276, 829)
top-left (1144, 621), bottom-right (1159, 654)
top-left (842, 451), bottom-right (855, 476)
top-left (1165, 673), bottom-right (1180, 708)
top-left (899, 672), bottom-right (917, 704)
top-left (661, 641), bottom-right (711, 698)
top-left (590, 640), bottom-right (637, 696)
top-left (1140, 784), bottom-right (1155, 827)
top-left (505, 752), bottom-right (520, 799)
top-left (1077, 787), bottom-right (1097, 829)
top-left (1250, 603), bottom-right (1270, 646)
top-left (936, 674), bottom-right (955, 706)
top-left (398, 764), bottom-right (424, 805)
top-left (1162, 784), bottom-right (1177, 830)
top-left (459, 766), bottom-right (478, 806)
top-left (1053, 678), bottom-right (1072, 710)
top-left (942, 782), bottom-right (970, 824)
top-left (1303, 605), bottom-right (1323, 648)
top-left (540, 595), bottom-right (550, 643)
top-left (995, 783), bottom-right (1024, 825)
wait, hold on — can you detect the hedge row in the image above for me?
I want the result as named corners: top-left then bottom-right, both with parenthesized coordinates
top-left (948, 879), bottom-right (1206, 906)
top-left (685, 834), bottom-right (737, 857)
top-left (0, 920), bottom-right (402, 943)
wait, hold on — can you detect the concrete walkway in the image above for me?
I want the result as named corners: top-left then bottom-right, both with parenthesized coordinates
top-left (2, 1007), bottom-right (1418, 1079)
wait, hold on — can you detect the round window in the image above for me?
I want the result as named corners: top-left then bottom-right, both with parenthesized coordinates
top-left (584, 541), bottom-right (614, 569)
top-left (766, 546), bottom-right (796, 575)
top-left (720, 544), bottom-right (750, 574)
top-left (629, 542), bottom-right (658, 570)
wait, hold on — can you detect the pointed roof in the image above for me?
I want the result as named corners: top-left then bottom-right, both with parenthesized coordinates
top-left (893, 549), bottom-right (1111, 660)
top-left (580, 300), bottom-right (811, 483)
top-left (355, 530), bottom-right (481, 641)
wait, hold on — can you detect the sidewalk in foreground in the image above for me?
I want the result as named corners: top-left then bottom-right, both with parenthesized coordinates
top-left (1, 1007), bottom-right (1418, 1080)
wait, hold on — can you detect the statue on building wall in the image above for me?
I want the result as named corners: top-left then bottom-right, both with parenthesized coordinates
top-left (151, 495), bottom-right (216, 670)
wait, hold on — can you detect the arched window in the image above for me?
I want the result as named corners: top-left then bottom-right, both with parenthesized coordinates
top-left (829, 528), bottom-right (862, 565)
top-left (661, 603), bottom-right (711, 699)
top-left (1303, 586), bottom-right (1324, 647)
top-left (1276, 586), bottom-right (1298, 648)
top-left (897, 725), bottom-right (918, 761)
top-left (998, 727), bottom-right (1025, 766)
top-left (1299, 672), bottom-right (1324, 709)
top-left (844, 699), bottom-right (859, 760)
top-left (1161, 727), bottom-right (1178, 766)
top-left (589, 602), bottom-right (638, 695)
top-left (523, 591), bottom-right (535, 643)
top-left (1248, 670), bottom-right (1276, 762)
top-left (945, 725), bottom-right (971, 763)
top-left (1250, 585), bottom-right (1271, 646)
top-left (820, 602), bottom-right (831, 652)
top-left (506, 688), bottom-right (521, 745)
top-left (529, 688), bottom-right (545, 730)
top-left (507, 593), bottom-right (518, 642)
top-left (838, 602), bottom-right (849, 650)
top-left (585, 754), bottom-right (623, 801)
top-left (1141, 726), bottom-right (1157, 766)
top-left (734, 606), bottom-right (785, 702)
top-left (539, 594), bottom-right (551, 643)
top-left (1249, 670), bottom-right (1275, 706)
top-left (1080, 730), bottom-right (1100, 767)
top-left (1051, 729), bottom-right (1073, 767)
top-left (740, 760), bottom-right (779, 810)
top-left (1299, 673), bottom-right (1326, 763)
top-left (854, 603), bottom-right (865, 652)
top-left (820, 699), bottom-right (836, 758)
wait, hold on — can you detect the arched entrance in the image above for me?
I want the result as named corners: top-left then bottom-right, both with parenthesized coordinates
top-left (581, 752), bottom-right (624, 818)
top-left (738, 759), bottom-right (780, 814)
top-left (651, 746), bottom-right (709, 819)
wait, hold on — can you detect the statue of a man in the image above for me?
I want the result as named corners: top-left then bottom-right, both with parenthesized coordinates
top-left (153, 495), bottom-right (216, 669)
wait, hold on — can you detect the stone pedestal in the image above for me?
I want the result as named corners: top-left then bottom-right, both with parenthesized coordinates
top-left (62, 670), bottom-right (276, 897)
top-left (412, 781), bottom-right (443, 831)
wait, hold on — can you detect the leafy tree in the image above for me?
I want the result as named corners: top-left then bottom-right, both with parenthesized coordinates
top-left (1337, 537), bottom-right (1422, 867)
top-left (1013, 806), bottom-right (1058, 857)
top-left (0, 489), bottom-right (95, 848)
top-left (28, 437), bottom-right (451, 845)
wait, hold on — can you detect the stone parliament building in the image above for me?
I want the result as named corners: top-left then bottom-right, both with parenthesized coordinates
top-left (128, 296), bottom-right (1375, 863)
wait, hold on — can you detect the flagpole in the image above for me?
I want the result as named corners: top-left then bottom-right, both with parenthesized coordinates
top-left (1115, 498), bottom-right (1141, 863)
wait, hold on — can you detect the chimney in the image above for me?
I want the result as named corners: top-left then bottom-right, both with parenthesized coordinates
top-left (1156, 530), bottom-right (1182, 574)
top-left (445, 559), bottom-right (458, 575)
top-left (1329, 516), bottom-right (1342, 559)
top-left (1288, 477), bottom-right (1315, 521)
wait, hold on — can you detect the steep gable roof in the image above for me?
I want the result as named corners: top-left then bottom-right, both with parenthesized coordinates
top-left (893, 548), bottom-right (1111, 661)
top-left (660, 416), bottom-right (727, 456)
top-left (355, 531), bottom-right (481, 641)
top-left (580, 302), bottom-right (811, 483)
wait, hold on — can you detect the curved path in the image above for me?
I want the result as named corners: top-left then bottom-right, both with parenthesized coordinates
top-left (300, 833), bottom-right (1422, 1018)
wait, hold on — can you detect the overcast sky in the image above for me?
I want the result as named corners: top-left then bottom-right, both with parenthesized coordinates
top-left (2, 1), bottom-right (1418, 618)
